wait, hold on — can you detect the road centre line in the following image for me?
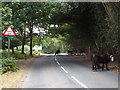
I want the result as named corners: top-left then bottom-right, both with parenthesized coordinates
top-left (61, 66), bottom-right (68, 74)
top-left (55, 58), bottom-right (57, 61)
top-left (54, 55), bottom-right (89, 89)
top-left (55, 56), bottom-right (68, 73)
top-left (57, 61), bottom-right (61, 66)
top-left (71, 76), bottom-right (89, 88)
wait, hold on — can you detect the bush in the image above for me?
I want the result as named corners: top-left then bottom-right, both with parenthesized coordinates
top-left (1, 50), bottom-right (8, 58)
top-left (1, 57), bottom-right (19, 73)
top-left (1, 50), bottom-right (30, 59)
top-left (33, 50), bottom-right (41, 54)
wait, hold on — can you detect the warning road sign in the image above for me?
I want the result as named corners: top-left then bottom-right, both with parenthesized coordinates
top-left (2, 26), bottom-right (16, 36)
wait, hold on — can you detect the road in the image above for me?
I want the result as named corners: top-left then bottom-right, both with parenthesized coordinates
top-left (22, 54), bottom-right (118, 89)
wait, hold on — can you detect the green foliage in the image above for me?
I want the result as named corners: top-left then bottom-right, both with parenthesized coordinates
top-left (49, 2), bottom-right (96, 50)
top-left (2, 36), bottom-right (22, 50)
top-left (2, 2), bottom-right (119, 61)
top-left (11, 51), bottom-right (29, 59)
top-left (1, 57), bottom-right (19, 73)
top-left (48, 2), bottom-right (119, 56)
top-left (1, 49), bottom-right (29, 59)
top-left (41, 36), bottom-right (67, 53)
top-left (1, 50), bottom-right (8, 58)
top-left (17, 45), bottom-right (30, 54)
top-left (33, 50), bottom-right (41, 54)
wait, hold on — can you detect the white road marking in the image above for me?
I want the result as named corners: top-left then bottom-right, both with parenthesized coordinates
top-left (55, 56), bottom-right (89, 89)
top-left (57, 61), bottom-right (61, 66)
top-left (61, 66), bottom-right (68, 74)
top-left (71, 76), bottom-right (88, 88)
top-left (55, 56), bottom-right (68, 73)
top-left (55, 58), bottom-right (57, 61)
top-left (55, 56), bottom-right (60, 65)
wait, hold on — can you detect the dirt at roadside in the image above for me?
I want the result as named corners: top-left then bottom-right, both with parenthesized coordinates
top-left (2, 55), bottom-right (40, 88)
top-left (73, 55), bottom-right (119, 74)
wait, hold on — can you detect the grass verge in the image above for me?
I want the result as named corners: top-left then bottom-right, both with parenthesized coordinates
top-left (1, 55), bottom-right (40, 88)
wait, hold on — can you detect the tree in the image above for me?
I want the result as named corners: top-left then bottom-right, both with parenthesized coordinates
top-left (3, 2), bottom-right (53, 56)
top-left (48, 2), bottom-right (120, 60)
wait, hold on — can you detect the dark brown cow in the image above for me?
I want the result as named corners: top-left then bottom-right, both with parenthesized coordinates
top-left (55, 50), bottom-right (60, 55)
top-left (67, 50), bottom-right (73, 55)
top-left (92, 52), bottom-right (114, 71)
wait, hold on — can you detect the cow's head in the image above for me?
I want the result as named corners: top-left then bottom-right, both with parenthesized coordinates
top-left (110, 55), bottom-right (114, 62)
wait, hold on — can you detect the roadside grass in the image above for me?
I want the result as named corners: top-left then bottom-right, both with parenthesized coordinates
top-left (1, 57), bottom-right (19, 74)
top-left (1, 50), bottom-right (30, 59)
top-left (1, 49), bottom-right (40, 74)
top-left (2, 57), bottom-right (38, 88)
top-left (1, 49), bottom-right (41, 88)
top-left (1, 49), bottom-right (41, 58)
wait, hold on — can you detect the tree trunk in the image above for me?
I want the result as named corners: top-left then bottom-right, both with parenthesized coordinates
top-left (22, 29), bottom-right (26, 54)
top-left (29, 25), bottom-right (33, 56)
top-left (11, 47), bottom-right (15, 54)
top-left (16, 46), bottom-right (18, 51)
top-left (22, 43), bottom-right (25, 54)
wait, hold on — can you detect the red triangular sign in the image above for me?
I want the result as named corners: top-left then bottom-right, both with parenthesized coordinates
top-left (2, 26), bottom-right (16, 36)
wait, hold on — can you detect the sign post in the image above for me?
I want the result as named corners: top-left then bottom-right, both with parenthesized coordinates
top-left (8, 37), bottom-right (10, 58)
top-left (2, 26), bottom-right (16, 58)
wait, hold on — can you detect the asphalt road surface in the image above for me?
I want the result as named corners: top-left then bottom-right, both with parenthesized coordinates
top-left (22, 54), bottom-right (118, 88)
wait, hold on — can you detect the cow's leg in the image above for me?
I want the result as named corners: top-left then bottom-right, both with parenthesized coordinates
top-left (102, 63), bottom-right (104, 71)
top-left (97, 64), bottom-right (101, 69)
top-left (106, 63), bottom-right (109, 70)
top-left (92, 63), bottom-right (94, 71)
top-left (95, 63), bottom-right (97, 71)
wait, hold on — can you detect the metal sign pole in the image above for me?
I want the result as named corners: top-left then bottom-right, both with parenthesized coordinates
top-left (8, 37), bottom-right (10, 58)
